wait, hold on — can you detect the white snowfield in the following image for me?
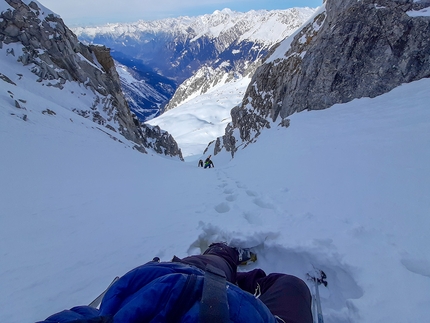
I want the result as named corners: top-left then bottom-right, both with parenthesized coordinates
top-left (1, 37), bottom-right (430, 323)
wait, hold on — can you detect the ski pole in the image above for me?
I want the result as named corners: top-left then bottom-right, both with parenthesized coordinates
top-left (313, 277), bottom-right (324, 323)
top-left (307, 270), bottom-right (327, 323)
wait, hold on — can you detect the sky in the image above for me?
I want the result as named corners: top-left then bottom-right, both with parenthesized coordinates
top-left (1, 28), bottom-right (430, 322)
top-left (37, 0), bottom-right (323, 26)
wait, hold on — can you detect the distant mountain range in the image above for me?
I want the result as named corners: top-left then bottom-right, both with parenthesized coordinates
top-left (73, 8), bottom-right (316, 121)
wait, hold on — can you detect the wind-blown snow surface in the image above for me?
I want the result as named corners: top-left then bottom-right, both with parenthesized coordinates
top-left (1, 78), bottom-right (430, 323)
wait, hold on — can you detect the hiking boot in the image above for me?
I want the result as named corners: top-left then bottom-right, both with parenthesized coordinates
top-left (236, 247), bottom-right (257, 265)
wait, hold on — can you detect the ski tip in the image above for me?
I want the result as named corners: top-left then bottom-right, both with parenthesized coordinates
top-left (238, 252), bottom-right (257, 266)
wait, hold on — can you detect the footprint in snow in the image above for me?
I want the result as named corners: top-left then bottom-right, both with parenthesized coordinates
top-left (214, 202), bottom-right (231, 214)
top-left (223, 188), bottom-right (235, 194)
top-left (236, 181), bottom-right (247, 189)
top-left (253, 197), bottom-right (276, 210)
top-left (243, 211), bottom-right (263, 225)
top-left (246, 190), bottom-right (259, 197)
top-left (225, 194), bottom-right (238, 202)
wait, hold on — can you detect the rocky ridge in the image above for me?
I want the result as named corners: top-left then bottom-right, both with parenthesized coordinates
top-left (164, 59), bottom-right (260, 111)
top-left (0, 0), bottom-right (183, 159)
top-left (212, 0), bottom-right (430, 157)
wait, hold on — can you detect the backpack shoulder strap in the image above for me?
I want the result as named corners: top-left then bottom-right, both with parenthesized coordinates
top-left (199, 264), bottom-right (230, 323)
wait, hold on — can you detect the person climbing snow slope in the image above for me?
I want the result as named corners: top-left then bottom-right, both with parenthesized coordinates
top-left (204, 155), bottom-right (214, 168)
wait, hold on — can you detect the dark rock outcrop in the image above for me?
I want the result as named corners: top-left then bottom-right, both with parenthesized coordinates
top-left (0, 0), bottom-right (183, 160)
top-left (214, 0), bottom-right (430, 157)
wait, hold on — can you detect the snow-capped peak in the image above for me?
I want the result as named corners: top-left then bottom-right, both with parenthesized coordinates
top-left (73, 7), bottom-right (317, 46)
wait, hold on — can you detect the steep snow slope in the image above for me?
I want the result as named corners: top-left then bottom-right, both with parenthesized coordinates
top-left (146, 76), bottom-right (250, 160)
top-left (1, 77), bottom-right (429, 323)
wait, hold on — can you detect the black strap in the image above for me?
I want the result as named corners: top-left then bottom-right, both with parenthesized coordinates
top-left (199, 264), bottom-right (230, 323)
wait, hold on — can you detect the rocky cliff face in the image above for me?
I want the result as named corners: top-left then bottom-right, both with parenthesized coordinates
top-left (0, 0), bottom-right (183, 159)
top-left (213, 0), bottom-right (430, 157)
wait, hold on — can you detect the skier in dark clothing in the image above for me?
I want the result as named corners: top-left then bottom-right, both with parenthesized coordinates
top-left (204, 155), bottom-right (214, 168)
top-left (175, 242), bottom-right (313, 323)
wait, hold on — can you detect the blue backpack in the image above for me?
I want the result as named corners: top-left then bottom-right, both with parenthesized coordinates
top-left (38, 261), bottom-right (277, 323)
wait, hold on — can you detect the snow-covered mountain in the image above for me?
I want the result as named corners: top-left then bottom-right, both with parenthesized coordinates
top-left (73, 8), bottom-right (316, 120)
top-left (0, 0), bottom-right (182, 159)
top-left (210, 0), bottom-right (430, 157)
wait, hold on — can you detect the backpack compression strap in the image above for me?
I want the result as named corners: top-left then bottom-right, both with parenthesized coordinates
top-left (199, 264), bottom-right (230, 323)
